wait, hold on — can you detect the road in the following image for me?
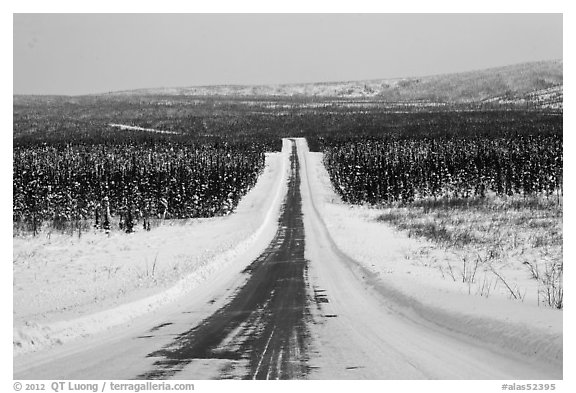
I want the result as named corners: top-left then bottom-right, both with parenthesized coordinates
top-left (13, 138), bottom-right (562, 380)
top-left (138, 140), bottom-right (309, 380)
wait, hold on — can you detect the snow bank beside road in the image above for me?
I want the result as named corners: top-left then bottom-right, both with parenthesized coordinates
top-left (13, 142), bottom-right (290, 356)
top-left (300, 140), bottom-right (562, 366)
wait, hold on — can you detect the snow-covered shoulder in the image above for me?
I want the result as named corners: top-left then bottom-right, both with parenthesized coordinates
top-left (13, 141), bottom-right (291, 356)
top-left (300, 139), bottom-right (562, 366)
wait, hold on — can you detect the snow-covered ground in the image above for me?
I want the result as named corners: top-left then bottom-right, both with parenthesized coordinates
top-left (13, 141), bottom-right (290, 355)
top-left (299, 139), bottom-right (562, 365)
top-left (13, 138), bottom-right (563, 380)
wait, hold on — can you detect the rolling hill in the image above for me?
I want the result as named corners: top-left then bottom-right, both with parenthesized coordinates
top-left (107, 60), bottom-right (563, 108)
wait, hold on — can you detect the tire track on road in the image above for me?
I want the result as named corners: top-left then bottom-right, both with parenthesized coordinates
top-left (139, 140), bottom-right (311, 380)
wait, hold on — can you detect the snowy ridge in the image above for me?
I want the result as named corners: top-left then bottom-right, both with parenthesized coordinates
top-left (297, 138), bottom-right (562, 366)
top-left (344, 255), bottom-right (562, 364)
top-left (13, 141), bottom-right (291, 356)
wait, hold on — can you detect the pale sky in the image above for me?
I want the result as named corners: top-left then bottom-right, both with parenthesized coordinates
top-left (13, 13), bottom-right (563, 95)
